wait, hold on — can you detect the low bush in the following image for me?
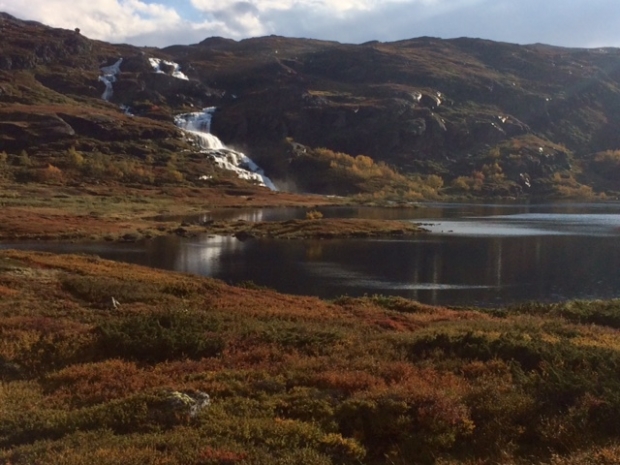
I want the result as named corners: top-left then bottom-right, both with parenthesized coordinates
top-left (96, 310), bottom-right (225, 363)
top-left (247, 324), bottom-right (345, 356)
top-left (61, 274), bottom-right (162, 306)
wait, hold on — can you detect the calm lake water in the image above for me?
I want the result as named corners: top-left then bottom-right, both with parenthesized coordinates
top-left (4, 202), bottom-right (620, 307)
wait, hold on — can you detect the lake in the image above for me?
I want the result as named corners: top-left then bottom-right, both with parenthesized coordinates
top-left (4, 202), bottom-right (620, 307)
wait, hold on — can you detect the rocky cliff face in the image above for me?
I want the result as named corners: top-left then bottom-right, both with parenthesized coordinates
top-left (3, 12), bottom-right (620, 196)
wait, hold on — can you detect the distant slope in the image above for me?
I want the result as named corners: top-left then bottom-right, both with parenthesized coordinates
top-left (3, 12), bottom-right (620, 197)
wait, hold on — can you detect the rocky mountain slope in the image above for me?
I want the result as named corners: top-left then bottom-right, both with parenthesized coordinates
top-left (3, 12), bottom-right (620, 197)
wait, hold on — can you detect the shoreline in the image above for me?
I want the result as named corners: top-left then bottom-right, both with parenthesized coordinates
top-left (0, 183), bottom-right (428, 242)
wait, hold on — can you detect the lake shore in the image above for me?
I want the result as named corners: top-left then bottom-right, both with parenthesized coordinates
top-left (0, 183), bottom-right (430, 242)
top-left (0, 183), bottom-right (339, 241)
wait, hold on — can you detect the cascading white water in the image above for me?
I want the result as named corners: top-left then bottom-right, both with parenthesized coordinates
top-left (95, 66), bottom-right (276, 189)
top-left (98, 58), bottom-right (123, 101)
top-left (148, 58), bottom-right (189, 81)
top-left (174, 109), bottom-right (225, 150)
top-left (175, 108), bottom-right (277, 191)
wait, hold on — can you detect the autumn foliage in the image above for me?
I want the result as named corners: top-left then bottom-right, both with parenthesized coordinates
top-left (288, 146), bottom-right (443, 200)
top-left (2, 251), bottom-right (620, 464)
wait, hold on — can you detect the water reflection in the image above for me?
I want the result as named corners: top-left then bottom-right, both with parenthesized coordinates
top-left (151, 231), bottom-right (620, 307)
top-left (174, 236), bottom-right (246, 275)
top-left (4, 202), bottom-right (620, 307)
top-left (425, 213), bottom-right (620, 237)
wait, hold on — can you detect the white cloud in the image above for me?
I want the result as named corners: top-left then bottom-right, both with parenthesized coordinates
top-left (191, 0), bottom-right (400, 14)
top-left (0, 0), bottom-right (187, 44)
top-left (1, 0), bottom-right (620, 48)
top-left (187, 0), bottom-right (459, 39)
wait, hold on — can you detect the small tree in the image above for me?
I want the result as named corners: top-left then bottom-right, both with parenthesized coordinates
top-left (35, 164), bottom-right (64, 183)
top-left (426, 174), bottom-right (444, 190)
top-left (17, 150), bottom-right (31, 167)
top-left (66, 147), bottom-right (84, 168)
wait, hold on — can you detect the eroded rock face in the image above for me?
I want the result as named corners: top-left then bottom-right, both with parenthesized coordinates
top-left (0, 107), bottom-right (180, 154)
top-left (175, 38), bottom-right (620, 169)
top-left (0, 112), bottom-right (76, 151)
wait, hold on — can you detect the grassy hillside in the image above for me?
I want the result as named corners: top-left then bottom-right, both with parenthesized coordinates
top-left (3, 250), bottom-right (620, 464)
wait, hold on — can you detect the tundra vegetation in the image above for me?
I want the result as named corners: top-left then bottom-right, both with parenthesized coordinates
top-left (2, 250), bottom-right (620, 464)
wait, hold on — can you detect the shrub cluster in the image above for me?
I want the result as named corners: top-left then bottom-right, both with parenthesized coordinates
top-left (3, 252), bottom-right (620, 463)
top-left (96, 311), bottom-right (225, 363)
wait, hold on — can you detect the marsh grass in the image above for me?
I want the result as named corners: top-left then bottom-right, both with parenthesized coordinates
top-left (201, 217), bottom-right (424, 240)
top-left (0, 182), bottom-right (336, 241)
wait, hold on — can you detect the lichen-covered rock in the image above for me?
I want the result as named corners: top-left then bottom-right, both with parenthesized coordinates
top-left (166, 390), bottom-right (211, 418)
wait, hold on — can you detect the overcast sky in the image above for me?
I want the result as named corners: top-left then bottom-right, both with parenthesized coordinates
top-left (1, 0), bottom-right (619, 48)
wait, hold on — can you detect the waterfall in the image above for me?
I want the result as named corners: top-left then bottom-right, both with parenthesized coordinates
top-left (148, 58), bottom-right (189, 81)
top-left (98, 58), bottom-right (123, 101)
top-left (174, 109), bottom-right (225, 150)
top-left (175, 108), bottom-right (277, 191)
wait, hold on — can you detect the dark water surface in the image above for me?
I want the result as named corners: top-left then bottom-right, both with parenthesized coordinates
top-left (4, 202), bottom-right (620, 307)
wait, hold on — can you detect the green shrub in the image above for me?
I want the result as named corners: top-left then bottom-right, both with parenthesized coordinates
top-left (96, 311), bottom-right (224, 363)
top-left (61, 274), bottom-right (161, 306)
top-left (336, 392), bottom-right (473, 464)
top-left (251, 324), bottom-right (344, 356)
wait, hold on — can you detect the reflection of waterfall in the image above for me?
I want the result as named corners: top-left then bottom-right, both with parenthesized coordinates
top-left (174, 235), bottom-right (245, 276)
top-left (495, 239), bottom-right (502, 288)
top-left (174, 108), bottom-right (277, 190)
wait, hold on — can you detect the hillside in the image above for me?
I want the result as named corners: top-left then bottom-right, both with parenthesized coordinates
top-left (4, 250), bottom-right (620, 464)
top-left (3, 12), bottom-right (620, 198)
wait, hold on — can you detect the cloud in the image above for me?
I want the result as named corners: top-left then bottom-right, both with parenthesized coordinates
top-left (189, 0), bottom-right (445, 37)
top-left (1, 0), bottom-right (620, 48)
top-left (0, 0), bottom-right (188, 45)
top-left (190, 0), bottom-right (401, 14)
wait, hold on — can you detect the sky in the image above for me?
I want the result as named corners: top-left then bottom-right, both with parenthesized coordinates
top-left (0, 0), bottom-right (619, 49)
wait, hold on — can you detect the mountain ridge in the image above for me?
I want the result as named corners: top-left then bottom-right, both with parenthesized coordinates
top-left (2, 12), bottom-right (620, 198)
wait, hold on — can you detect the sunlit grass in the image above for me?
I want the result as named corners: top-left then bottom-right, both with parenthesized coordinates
top-left (2, 250), bottom-right (620, 463)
